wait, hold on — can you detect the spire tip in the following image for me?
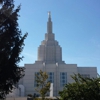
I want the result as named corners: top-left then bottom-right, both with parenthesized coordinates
top-left (48, 11), bottom-right (51, 18)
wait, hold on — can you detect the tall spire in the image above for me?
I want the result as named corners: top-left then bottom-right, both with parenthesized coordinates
top-left (37, 12), bottom-right (63, 63)
top-left (48, 11), bottom-right (51, 21)
top-left (47, 11), bottom-right (52, 33)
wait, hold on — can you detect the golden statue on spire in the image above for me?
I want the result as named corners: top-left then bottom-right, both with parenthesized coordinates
top-left (48, 11), bottom-right (51, 18)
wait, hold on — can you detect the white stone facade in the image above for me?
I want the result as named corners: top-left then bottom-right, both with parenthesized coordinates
top-left (18, 13), bottom-right (97, 97)
top-left (21, 63), bottom-right (97, 96)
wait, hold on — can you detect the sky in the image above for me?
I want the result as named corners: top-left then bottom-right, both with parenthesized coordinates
top-left (14, 0), bottom-right (100, 74)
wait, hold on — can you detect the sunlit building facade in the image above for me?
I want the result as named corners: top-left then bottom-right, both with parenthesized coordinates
top-left (18, 12), bottom-right (97, 96)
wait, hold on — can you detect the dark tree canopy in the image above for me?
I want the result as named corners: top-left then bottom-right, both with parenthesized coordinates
top-left (0, 0), bottom-right (3, 4)
top-left (0, 0), bottom-right (27, 98)
top-left (0, 0), bottom-right (13, 6)
top-left (59, 74), bottom-right (100, 100)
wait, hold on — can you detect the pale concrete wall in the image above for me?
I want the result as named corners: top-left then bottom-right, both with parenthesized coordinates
top-left (23, 63), bottom-right (44, 96)
top-left (23, 63), bottom-right (78, 96)
top-left (78, 67), bottom-right (97, 78)
top-left (58, 64), bottom-right (78, 95)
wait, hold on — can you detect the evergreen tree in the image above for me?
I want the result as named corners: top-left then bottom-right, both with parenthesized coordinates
top-left (0, 0), bottom-right (27, 98)
top-left (59, 74), bottom-right (100, 100)
top-left (0, 0), bottom-right (3, 4)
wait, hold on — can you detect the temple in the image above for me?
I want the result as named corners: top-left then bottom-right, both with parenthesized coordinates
top-left (7, 12), bottom-right (97, 97)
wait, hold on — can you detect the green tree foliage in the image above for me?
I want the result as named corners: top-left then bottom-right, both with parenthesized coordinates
top-left (59, 74), bottom-right (100, 100)
top-left (35, 70), bottom-right (51, 100)
top-left (0, 0), bottom-right (27, 98)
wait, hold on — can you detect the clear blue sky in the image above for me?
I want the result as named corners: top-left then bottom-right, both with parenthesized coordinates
top-left (15, 0), bottom-right (100, 74)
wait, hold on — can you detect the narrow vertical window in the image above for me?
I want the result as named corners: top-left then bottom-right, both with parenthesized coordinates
top-left (60, 72), bottom-right (67, 87)
top-left (34, 72), bottom-right (39, 87)
top-left (48, 72), bottom-right (54, 83)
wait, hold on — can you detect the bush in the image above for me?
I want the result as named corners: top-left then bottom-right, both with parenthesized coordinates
top-left (27, 94), bottom-right (33, 97)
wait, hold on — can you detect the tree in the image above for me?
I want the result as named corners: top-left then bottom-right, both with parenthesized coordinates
top-left (0, 0), bottom-right (3, 4)
top-left (35, 70), bottom-right (51, 100)
top-left (59, 74), bottom-right (100, 100)
top-left (0, 0), bottom-right (27, 99)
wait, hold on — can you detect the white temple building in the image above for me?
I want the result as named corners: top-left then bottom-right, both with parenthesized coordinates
top-left (16, 12), bottom-right (97, 97)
